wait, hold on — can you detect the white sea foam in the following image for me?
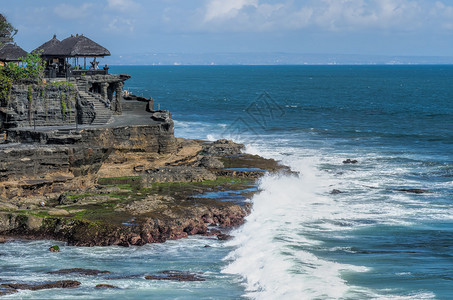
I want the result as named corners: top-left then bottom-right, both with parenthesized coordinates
top-left (222, 160), bottom-right (370, 299)
top-left (221, 133), bottom-right (451, 299)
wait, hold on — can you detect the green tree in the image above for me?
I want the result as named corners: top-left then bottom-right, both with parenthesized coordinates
top-left (0, 13), bottom-right (17, 47)
top-left (21, 51), bottom-right (45, 82)
top-left (1, 52), bottom-right (44, 83)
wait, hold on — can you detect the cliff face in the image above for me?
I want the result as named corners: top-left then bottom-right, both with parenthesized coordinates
top-left (0, 146), bottom-right (111, 200)
top-left (0, 83), bottom-right (77, 129)
top-left (6, 121), bottom-right (176, 154)
top-left (0, 112), bottom-right (177, 202)
top-left (0, 138), bottom-right (282, 247)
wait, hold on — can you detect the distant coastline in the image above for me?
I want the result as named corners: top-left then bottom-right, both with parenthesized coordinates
top-left (104, 52), bottom-right (453, 66)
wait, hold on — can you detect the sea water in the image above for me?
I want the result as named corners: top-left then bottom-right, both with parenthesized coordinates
top-left (1, 66), bottom-right (452, 299)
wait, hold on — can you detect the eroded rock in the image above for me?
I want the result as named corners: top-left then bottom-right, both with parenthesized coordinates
top-left (343, 159), bottom-right (358, 164)
top-left (95, 284), bottom-right (118, 289)
top-left (143, 166), bottom-right (216, 183)
top-left (144, 270), bottom-right (205, 282)
top-left (202, 139), bottom-right (244, 156)
top-left (217, 234), bottom-right (233, 241)
top-left (394, 188), bottom-right (431, 194)
top-left (196, 156), bottom-right (224, 169)
top-left (48, 268), bottom-right (110, 276)
top-left (1, 280), bottom-right (81, 291)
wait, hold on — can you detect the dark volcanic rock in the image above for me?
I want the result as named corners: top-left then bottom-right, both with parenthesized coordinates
top-left (143, 166), bottom-right (216, 183)
top-left (95, 284), bottom-right (118, 289)
top-left (1, 280), bottom-right (81, 291)
top-left (48, 268), bottom-right (111, 276)
top-left (196, 156), bottom-right (224, 169)
top-left (58, 194), bottom-right (78, 205)
top-left (202, 139), bottom-right (244, 156)
top-left (394, 188), bottom-right (431, 194)
top-left (343, 159), bottom-right (358, 164)
top-left (0, 285), bottom-right (17, 296)
top-left (217, 234), bottom-right (233, 241)
top-left (145, 271), bottom-right (205, 282)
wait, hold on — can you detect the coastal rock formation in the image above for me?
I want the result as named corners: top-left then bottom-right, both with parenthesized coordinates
top-left (143, 166), bottom-right (216, 183)
top-left (394, 188), bottom-right (431, 194)
top-left (0, 83), bottom-right (77, 129)
top-left (0, 145), bottom-right (110, 201)
top-left (6, 122), bottom-right (176, 154)
top-left (0, 112), bottom-right (176, 203)
top-left (145, 271), bottom-right (205, 282)
top-left (0, 82), bottom-right (288, 248)
top-left (0, 280), bottom-right (81, 292)
top-left (343, 159), bottom-right (358, 164)
top-left (95, 284), bottom-right (118, 289)
top-left (201, 139), bottom-right (244, 156)
top-left (0, 137), bottom-right (289, 246)
top-left (48, 268), bottom-right (111, 276)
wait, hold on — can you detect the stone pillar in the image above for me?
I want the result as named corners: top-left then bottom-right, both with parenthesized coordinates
top-left (146, 97), bottom-right (154, 112)
top-left (101, 83), bottom-right (109, 102)
top-left (107, 86), bottom-right (114, 103)
top-left (114, 82), bottom-right (124, 115)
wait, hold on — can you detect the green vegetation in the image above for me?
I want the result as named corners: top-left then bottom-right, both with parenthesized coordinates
top-left (0, 15), bottom-right (45, 101)
top-left (1, 52), bottom-right (45, 82)
top-left (0, 13), bottom-right (17, 46)
top-left (0, 71), bottom-right (12, 100)
top-left (0, 52), bottom-right (45, 101)
top-left (61, 93), bottom-right (66, 120)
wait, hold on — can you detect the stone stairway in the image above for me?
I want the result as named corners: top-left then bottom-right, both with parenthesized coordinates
top-left (75, 80), bottom-right (112, 125)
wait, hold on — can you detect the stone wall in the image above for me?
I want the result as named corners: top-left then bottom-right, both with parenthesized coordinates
top-left (0, 83), bottom-right (77, 129)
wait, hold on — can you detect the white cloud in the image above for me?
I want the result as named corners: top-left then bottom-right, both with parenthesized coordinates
top-left (199, 0), bottom-right (449, 32)
top-left (107, 0), bottom-right (140, 12)
top-left (204, 0), bottom-right (258, 22)
top-left (107, 17), bottom-right (135, 33)
top-left (54, 3), bottom-right (94, 20)
top-left (433, 1), bottom-right (453, 29)
top-left (311, 0), bottom-right (424, 30)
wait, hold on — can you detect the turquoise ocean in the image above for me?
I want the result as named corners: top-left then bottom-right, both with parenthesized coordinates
top-left (0, 65), bottom-right (452, 299)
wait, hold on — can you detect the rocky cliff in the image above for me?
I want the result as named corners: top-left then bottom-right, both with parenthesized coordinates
top-left (0, 138), bottom-right (291, 247)
top-left (0, 109), bottom-right (177, 203)
top-left (0, 83), bottom-right (77, 129)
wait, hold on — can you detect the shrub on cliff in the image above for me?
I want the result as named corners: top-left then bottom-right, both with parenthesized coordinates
top-left (0, 70), bottom-right (12, 100)
top-left (0, 13), bottom-right (17, 46)
top-left (0, 52), bottom-right (45, 100)
top-left (1, 52), bottom-right (44, 83)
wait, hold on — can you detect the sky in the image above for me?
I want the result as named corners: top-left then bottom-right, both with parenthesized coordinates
top-left (2, 0), bottom-right (453, 64)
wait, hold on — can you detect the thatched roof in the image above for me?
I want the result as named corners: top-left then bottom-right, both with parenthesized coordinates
top-left (0, 43), bottom-right (28, 62)
top-left (38, 34), bottom-right (110, 57)
top-left (32, 34), bottom-right (61, 55)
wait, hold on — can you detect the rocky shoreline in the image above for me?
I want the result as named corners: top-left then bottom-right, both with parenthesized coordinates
top-left (0, 138), bottom-right (290, 247)
top-left (0, 91), bottom-right (291, 297)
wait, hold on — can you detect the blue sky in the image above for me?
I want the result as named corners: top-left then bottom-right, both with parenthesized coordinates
top-left (3, 0), bottom-right (453, 64)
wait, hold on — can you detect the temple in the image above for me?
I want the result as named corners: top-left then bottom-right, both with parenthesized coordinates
top-left (33, 34), bottom-right (111, 78)
top-left (0, 34), bottom-right (131, 128)
top-left (0, 43), bottom-right (27, 66)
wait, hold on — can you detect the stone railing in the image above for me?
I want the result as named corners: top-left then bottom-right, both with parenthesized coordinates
top-left (71, 69), bottom-right (108, 77)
